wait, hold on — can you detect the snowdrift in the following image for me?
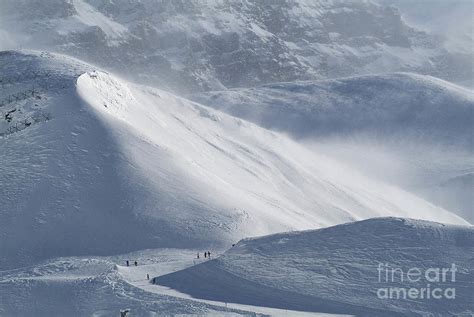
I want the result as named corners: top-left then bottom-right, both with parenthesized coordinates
top-left (0, 51), bottom-right (467, 270)
top-left (155, 217), bottom-right (474, 316)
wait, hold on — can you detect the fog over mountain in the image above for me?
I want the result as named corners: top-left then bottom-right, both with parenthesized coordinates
top-left (382, 0), bottom-right (473, 54)
top-left (0, 0), bottom-right (472, 92)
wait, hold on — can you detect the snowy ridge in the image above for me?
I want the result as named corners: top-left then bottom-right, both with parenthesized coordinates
top-left (155, 217), bottom-right (474, 316)
top-left (0, 51), bottom-right (467, 271)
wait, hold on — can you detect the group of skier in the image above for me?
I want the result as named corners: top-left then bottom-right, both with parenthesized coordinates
top-left (123, 251), bottom-right (213, 286)
top-left (196, 251), bottom-right (212, 259)
top-left (125, 260), bottom-right (138, 267)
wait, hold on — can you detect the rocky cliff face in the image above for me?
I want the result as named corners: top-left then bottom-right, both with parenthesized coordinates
top-left (0, 0), bottom-right (471, 92)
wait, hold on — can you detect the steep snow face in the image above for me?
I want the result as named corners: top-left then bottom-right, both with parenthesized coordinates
top-left (191, 75), bottom-right (474, 223)
top-left (0, 0), bottom-right (471, 92)
top-left (0, 51), bottom-right (467, 269)
top-left (156, 217), bottom-right (474, 316)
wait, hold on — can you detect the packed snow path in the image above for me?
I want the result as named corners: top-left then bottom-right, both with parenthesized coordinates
top-left (0, 249), bottom-right (266, 316)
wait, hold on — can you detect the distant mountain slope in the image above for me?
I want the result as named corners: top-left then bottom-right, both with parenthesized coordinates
top-left (0, 0), bottom-right (471, 92)
top-left (190, 73), bottom-right (474, 146)
top-left (0, 51), bottom-right (466, 269)
top-left (380, 0), bottom-right (473, 56)
top-left (156, 217), bottom-right (474, 316)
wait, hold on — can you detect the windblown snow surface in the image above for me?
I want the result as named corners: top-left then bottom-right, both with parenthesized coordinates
top-left (191, 75), bottom-right (474, 223)
top-left (0, 51), bottom-right (472, 316)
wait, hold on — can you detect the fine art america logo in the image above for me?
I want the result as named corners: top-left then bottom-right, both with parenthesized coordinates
top-left (376, 263), bottom-right (457, 300)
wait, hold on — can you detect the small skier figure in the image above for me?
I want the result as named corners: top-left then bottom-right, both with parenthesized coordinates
top-left (134, 261), bottom-right (138, 266)
top-left (197, 252), bottom-right (200, 259)
top-left (120, 309), bottom-right (130, 317)
top-left (126, 260), bottom-right (129, 267)
top-left (208, 251), bottom-right (211, 258)
top-left (204, 252), bottom-right (207, 258)
top-left (147, 274), bottom-right (149, 280)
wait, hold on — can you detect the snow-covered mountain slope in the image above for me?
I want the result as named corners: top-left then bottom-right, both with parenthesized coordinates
top-left (155, 217), bottom-right (474, 316)
top-left (191, 73), bottom-right (474, 145)
top-left (0, 0), bottom-right (471, 92)
top-left (191, 75), bottom-right (474, 223)
top-left (0, 51), bottom-right (467, 270)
